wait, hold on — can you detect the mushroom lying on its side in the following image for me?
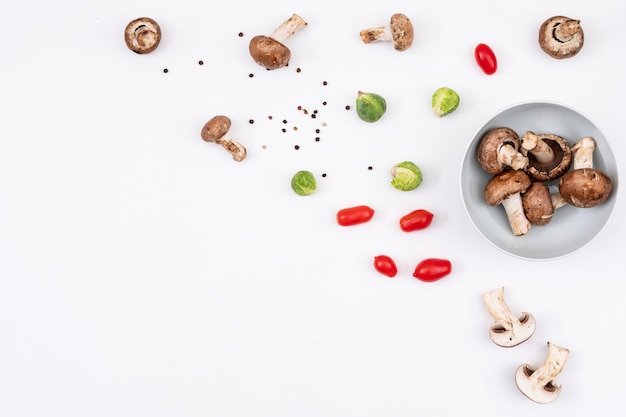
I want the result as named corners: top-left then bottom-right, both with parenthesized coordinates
top-left (477, 127), bottom-right (529, 175)
top-left (484, 170), bottom-right (532, 236)
top-left (558, 137), bottom-right (613, 208)
top-left (360, 13), bottom-right (414, 52)
top-left (249, 14), bottom-right (307, 70)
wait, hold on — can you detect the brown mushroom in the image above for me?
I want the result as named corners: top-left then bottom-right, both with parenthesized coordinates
top-left (522, 182), bottom-right (554, 226)
top-left (515, 341), bottom-right (569, 404)
top-left (539, 16), bottom-right (584, 59)
top-left (124, 17), bottom-right (161, 54)
top-left (201, 116), bottom-right (247, 162)
top-left (249, 14), bottom-right (307, 70)
top-left (477, 127), bottom-right (529, 175)
top-left (484, 170), bottom-right (532, 236)
top-left (521, 131), bottom-right (572, 181)
top-left (360, 13), bottom-right (414, 51)
top-left (558, 137), bottom-right (612, 208)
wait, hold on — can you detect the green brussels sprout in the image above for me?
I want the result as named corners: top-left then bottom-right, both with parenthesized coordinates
top-left (291, 170), bottom-right (317, 196)
top-left (432, 87), bottom-right (460, 117)
top-left (391, 161), bottom-right (422, 191)
top-left (356, 91), bottom-right (387, 122)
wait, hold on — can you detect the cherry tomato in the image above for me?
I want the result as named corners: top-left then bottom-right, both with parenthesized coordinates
top-left (474, 43), bottom-right (497, 75)
top-left (336, 205), bottom-right (375, 226)
top-left (399, 209), bottom-right (434, 232)
top-left (412, 258), bottom-right (452, 282)
top-left (373, 255), bottom-right (398, 278)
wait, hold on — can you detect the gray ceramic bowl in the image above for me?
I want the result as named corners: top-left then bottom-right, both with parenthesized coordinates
top-left (460, 101), bottom-right (619, 260)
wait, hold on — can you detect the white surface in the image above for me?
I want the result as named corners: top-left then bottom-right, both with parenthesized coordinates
top-left (1, 1), bottom-right (624, 416)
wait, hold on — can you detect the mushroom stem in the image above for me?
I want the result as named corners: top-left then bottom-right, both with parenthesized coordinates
top-left (571, 136), bottom-right (595, 169)
top-left (516, 342), bottom-right (569, 403)
top-left (551, 192), bottom-right (568, 210)
top-left (501, 193), bottom-right (531, 236)
top-left (215, 136), bottom-right (247, 162)
top-left (482, 287), bottom-right (535, 347)
top-left (554, 19), bottom-right (581, 42)
top-left (498, 144), bottom-right (529, 170)
top-left (521, 131), bottom-right (555, 165)
top-left (269, 13), bottom-right (307, 43)
top-left (360, 26), bottom-right (392, 43)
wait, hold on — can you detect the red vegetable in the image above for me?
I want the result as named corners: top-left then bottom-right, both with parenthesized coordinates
top-left (373, 255), bottom-right (398, 278)
top-left (399, 209), bottom-right (434, 232)
top-left (474, 43), bottom-right (497, 75)
top-left (336, 205), bottom-right (375, 226)
top-left (412, 258), bottom-right (452, 282)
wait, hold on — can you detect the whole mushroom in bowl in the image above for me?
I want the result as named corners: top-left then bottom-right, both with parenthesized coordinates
top-left (520, 131), bottom-right (572, 182)
top-left (484, 169), bottom-right (532, 236)
top-left (477, 127), bottom-right (529, 175)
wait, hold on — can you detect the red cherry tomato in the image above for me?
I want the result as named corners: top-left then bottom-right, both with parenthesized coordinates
top-left (412, 258), bottom-right (452, 282)
top-left (373, 255), bottom-right (398, 278)
top-left (336, 205), bottom-right (375, 226)
top-left (399, 209), bottom-right (434, 232)
top-left (474, 43), bottom-right (497, 75)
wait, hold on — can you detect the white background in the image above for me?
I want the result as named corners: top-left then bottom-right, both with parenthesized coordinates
top-left (1, 0), bottom-right (624, 416)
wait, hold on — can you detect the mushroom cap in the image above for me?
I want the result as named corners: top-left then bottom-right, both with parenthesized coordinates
top-left (390, 13), bottom-right (414, 51)
top-left (201, 115), bottom-right (231, 143)
top-left (523, 133), bottom-right (572, 181)
top-left (484, 170), bottom-right (531, 206)
top-left (539, 16), bottom-right (584, 59)
top-left (489, 312), bottom-right (536, 347)
top-left (124, 17), bottom-right (161, 54)
top-left (558, 168), bottom-right (613, 208)
top-left (522, 181), bottom-right (554, 225)
top-left (477, 127), bottom-right (522, 174)
top-left (515, 364), bottom-right (562, 404)
top-left (249, 35), bottom-right (291, 69)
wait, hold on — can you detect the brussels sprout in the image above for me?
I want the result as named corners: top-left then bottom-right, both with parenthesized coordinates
top-left (291, 170), bottom-right (317, 196)
top-left (391, 161), bottom-right (422, 191)
top-left (432, 87), bottom-right (460, 117)
top-left (356, 91), bottom-right (387, 122)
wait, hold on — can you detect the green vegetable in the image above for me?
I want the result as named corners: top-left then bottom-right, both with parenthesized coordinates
top-left (432, 87), bottom-right (460, 117)
top-left (356, 91), bottom-right (386, 122)
top-left (291, 170), bottom-right (317, 196)
top-left (391, 161), bottom-right (422, 191)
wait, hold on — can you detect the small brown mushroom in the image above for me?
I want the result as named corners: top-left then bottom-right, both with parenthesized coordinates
top-left (360, 13), bottom-right (414, 51)
top-left (539, 16), bottom-right (584, 59)
top-left (477, 127), bottom-right (528, 175)
top-left (484, 170), bottom-right (532, 236)
top-left (201, 116), bottom-right (247, 162)
top-left (249, 14), bottom-right (307, 70)
top-left (522, 181), bottom-right (554, 226)
top-left (558, 137), bottom-right (613, 208)
top-left (124, 17), bottom-right (161, 54)
top-left (521, 131), bottom-right (572, 181)
top-left (515, 341), bottom-right (569, 404)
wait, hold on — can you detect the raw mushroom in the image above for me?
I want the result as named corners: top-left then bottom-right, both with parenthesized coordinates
top-left (477, 127), bottom-right (529, 175)
top-left (201, 116), bottom-right (247, 162)
top-left (539, 16), bottom-right (584, 59)
top-left (521, 131), bottom-right (572, 182)
top-left (522, 181), bottom-right (554, 226)
top-left (558, 137), bottom-right (613, 208)
top-left (360, 13), bottom-right (414, 51)
top-left (515, 341), bottom-right (569, 404)
top-left (249, 14), bottom-right (307, 69)
top-left (482, 287), bottom-right (536, 347)
top-left (124, 17), bottom-right (161, 54)
top-left (484, 170), bottom-right (532, 236)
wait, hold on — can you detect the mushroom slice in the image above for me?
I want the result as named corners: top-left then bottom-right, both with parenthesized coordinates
top-left (482, 287), bottom-right (535, 347)
top-left (521, 132), bottom-right (572, 181)
top-left (558, 137), bottom-right (613, 208)
top-left (124, 17), bottom-right (161, 54)
top-left (477, 127), bottom-right (528, 175)
top-left (515, 342), bottom-right (569, 404)
top-left (360, 13), bottom-right (414, 51)
top-left (522, 181), bottom-right (554, 226)
top-left (484, 170), bottom-right (532, 236)
top-left (249, 14), bottom-right (307, 70)
top-left (539, 16), bottom-right (584, 59)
